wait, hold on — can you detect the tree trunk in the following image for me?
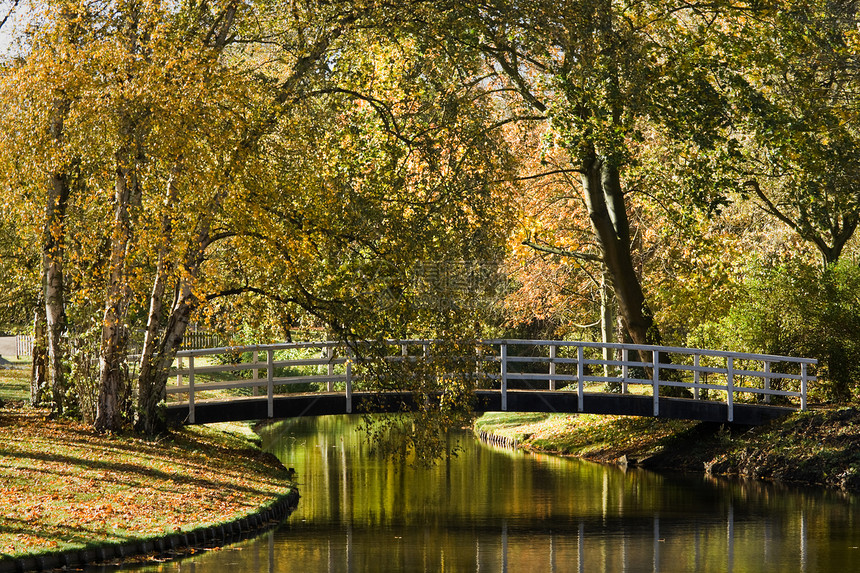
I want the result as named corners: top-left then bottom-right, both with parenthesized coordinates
top-left (43, 99), bottom-right (72, 414)
top-left (137, 172), bottom-right (219, 434)
top-left (137, 170), bottom-right (183, 434)
top-left (580, 150), bottom-right (658, 347)
top-left (95, 163), bottom-right (138, 432)
top-left (579, 150), bottom-right (687, 395)
top-left (137, 284), bottom-right (197, 435)
top-left (30, 302), bottom-right (49, 405)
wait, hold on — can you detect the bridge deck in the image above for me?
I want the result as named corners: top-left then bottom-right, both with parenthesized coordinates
top-left (165, 389), bottom-right (796, 426)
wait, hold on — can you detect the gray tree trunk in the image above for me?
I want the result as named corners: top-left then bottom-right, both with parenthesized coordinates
top-left (580, 151), bottom-right (658, 348)
top-left (137, 170), bottom-right (184, 435)
top-left (95, 162), bottom-right (139, 432)
top-left (137, 285), bottom-right (196, 435)
top-left (42, 99), bottom-right (72, 414)
top-left (30, 302), bottom-right (49, 405)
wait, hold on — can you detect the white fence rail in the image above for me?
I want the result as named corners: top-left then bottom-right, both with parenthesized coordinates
top-left (12, 330), bottom-right (221, 358)
top-left (15, 335), bottom-right (33, 357)
top-left (168, 339), bottom-right (817, 424)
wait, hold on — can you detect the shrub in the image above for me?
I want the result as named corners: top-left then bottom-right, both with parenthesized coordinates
top-left (690, 259), bottom-right (860, 402)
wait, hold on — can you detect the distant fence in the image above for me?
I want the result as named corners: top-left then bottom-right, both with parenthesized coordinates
top-left (13, 331), bottom-right (223, 358)
top-left (180, 331), bottom-right (224, 350)
top-left (16, 335), bottom-right (33, 357)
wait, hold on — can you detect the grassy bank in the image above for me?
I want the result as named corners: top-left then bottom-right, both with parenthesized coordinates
top-left (0, 357), bottom-right (30, 403)
top-left (0, 362), bottom-right (295, 562)
top-left (474, 409), bottom-right (860, 492)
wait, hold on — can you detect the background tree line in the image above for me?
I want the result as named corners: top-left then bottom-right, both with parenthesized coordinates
top-left (0, 0), bottom-right (858, 440)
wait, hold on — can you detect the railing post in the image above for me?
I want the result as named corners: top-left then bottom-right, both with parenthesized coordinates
top-left (549, 343), bottom-right (557, 391)
top-left (693, 354), bottom-right (700, 400)
top-left (577, 345), bottom-right (584, 412)
top-left (621, 348), bottom-right (628, 394)
top-left (801, 362), bottom-right (808, 411)
top-left (763, 361), bottom-right (771, 404)
top-left (267, 349), bottom-right (274, 418)
top-left (726, 356), bottom-right (734, 423)
top-left (188, 355), bottom-right (195, 424)
top-left (652, 349), bottom-right (659, 417)
top-left (252, 349), bottom-right (259, 396)
top-left (327, 345), bottom-right (335, 392)
top-left (501, 343), bottom-right (508, 411)
top-left (345, 352), bottom-right (353, 414)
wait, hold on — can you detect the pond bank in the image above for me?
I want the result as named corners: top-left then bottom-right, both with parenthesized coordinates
top-left (0, 407), bottom-right (298, 572)
top-left (474, 407), bottom-right (860, 492)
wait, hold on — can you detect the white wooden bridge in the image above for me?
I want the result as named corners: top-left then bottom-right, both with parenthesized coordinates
top-left (163, 339), bottom-right (816, 426)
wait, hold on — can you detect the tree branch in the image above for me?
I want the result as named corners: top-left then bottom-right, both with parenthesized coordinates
top-left (0, 0), bottom-right (20, 32)
top-left (522, 239), bottom-right (602, 263)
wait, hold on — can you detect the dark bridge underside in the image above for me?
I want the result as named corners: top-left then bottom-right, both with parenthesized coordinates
top-left (165, 390), bottom-right (796, 426)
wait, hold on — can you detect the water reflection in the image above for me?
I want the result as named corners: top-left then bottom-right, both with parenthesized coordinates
top-left (114, 415), bottom-right (860, 573)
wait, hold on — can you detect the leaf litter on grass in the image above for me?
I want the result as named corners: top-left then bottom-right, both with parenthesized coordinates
top-left (0, 408), bottom-right (294, 558)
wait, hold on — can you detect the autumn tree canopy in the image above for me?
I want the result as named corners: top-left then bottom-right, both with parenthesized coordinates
top-left (1, 0), bottom-right (859, 442)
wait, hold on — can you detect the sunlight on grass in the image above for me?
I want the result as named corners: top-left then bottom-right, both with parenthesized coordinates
top-left (475, 412), bottom-right (697, 459)
top-left (0, 410), bottom-right (294, 559)
top-left (0, 359), bottom-right (30, 402)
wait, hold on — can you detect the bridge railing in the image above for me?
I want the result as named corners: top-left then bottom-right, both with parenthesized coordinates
top-left (479, 340), bottom-right (816, 422)
top-left (167, 339), bottom-right (816, 423)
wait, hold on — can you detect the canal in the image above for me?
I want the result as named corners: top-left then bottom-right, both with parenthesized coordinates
top-left (122, 415), bottom-right (859, 572)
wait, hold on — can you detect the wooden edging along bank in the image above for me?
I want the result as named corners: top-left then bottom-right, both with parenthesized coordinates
top-left (0, 488), bottom-right (300, 573)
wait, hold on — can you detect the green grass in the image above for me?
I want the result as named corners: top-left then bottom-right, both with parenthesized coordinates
top-left (474, 408), bottom-right (860, 491)
top-left (0, 358), bottom-right (30, 403)
top-left (476, 412), bottom-right (698, 459)
top-left (0, 409), bottom-right (294, 559)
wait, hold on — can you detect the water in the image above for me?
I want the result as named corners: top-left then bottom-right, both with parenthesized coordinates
top-left (123, 415), bottom-right (860, 572)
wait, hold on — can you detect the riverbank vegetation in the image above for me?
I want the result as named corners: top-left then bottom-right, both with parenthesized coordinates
top-left (474, 409), bottom-right (860, 492)
top-left (0, 404), bottom-right (294, 560)
top-left (0, 0), bottom-right (859, 463)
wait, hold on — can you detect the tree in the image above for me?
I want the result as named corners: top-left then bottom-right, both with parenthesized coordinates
top-left (0, 0), bottom-right (516, 439)
top-left (501, 122), bottom-right (610, 340)
top-left (134, 1), bottom-right (389, 435)
top-left (0, 2), bottom-right (93, 413)
top-left (436, 0), bottom-right (735, 353)
top-left (716, 0), bottom-right (860, 267)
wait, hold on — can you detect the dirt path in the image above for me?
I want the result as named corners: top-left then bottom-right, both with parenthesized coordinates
top-left (0, 336), bottom-right (19, 360)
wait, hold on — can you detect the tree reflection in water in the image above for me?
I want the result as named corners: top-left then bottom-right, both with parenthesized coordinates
top-left (119, 415), bottom-right (856, 573)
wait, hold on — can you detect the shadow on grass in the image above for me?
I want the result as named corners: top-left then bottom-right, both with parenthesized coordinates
top-left (1, 449), bottom-right (277, 497)
top-left (0, 516), bottom-right (137, 549)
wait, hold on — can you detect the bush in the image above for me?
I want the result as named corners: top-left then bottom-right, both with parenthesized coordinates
top-left (690, 259), bottom-right (860, 402)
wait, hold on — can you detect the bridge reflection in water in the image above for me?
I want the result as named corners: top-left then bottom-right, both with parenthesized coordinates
top-left (152, 415), bottom-right (854, 573)
top-left (210, 511), bottom-right (811, 573)
top-left (164, 339), bottom-right (816, 426)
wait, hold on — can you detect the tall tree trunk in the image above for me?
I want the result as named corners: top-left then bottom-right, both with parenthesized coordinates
top-left (95, 162), bottom-right (138, 432)
top-left (43, 99), bottom-right (72, 415)
top-left (137, 176), bottom-right (221, 434)
top-left (137, 283), bottom-right (197, 435)
top-left (580, 150), bottom-right (691, 397)
top-left (137, 169), bottom-right (181, 434)
top-left (580, 150), bottom-right (658, 347)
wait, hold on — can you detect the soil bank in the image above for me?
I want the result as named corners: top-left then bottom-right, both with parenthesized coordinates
top-left (474, 408), bottom-right (860, 492)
